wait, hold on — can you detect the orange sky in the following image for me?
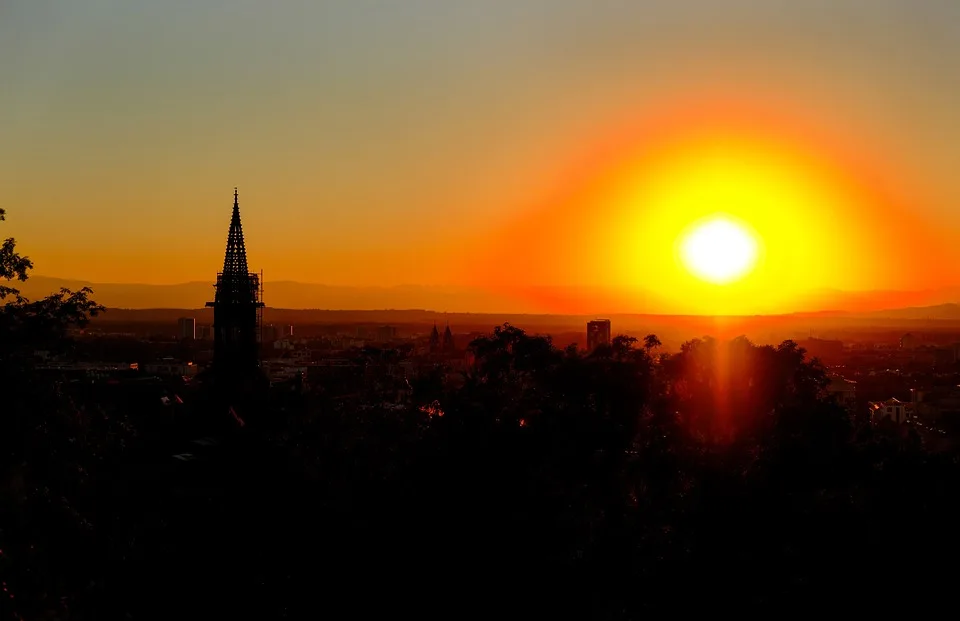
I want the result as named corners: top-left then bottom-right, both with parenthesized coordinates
top-left (4, 1), bottom-right (960, 313)
top-left (465, 97), bottom-right (959, 314)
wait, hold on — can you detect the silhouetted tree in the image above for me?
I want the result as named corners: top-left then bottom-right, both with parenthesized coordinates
top-left (0, 207), bottom-right (33, 301)
top-left (643, 333), bottom-right (662, 351)
top-left (0, 208), bottom-right (108, 620)
top-left (611, 334), bottom-right (637, 360)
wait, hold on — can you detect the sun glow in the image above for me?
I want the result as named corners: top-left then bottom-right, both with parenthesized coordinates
top-left (600, 131), bottom-right (877, 313)
top-left (478, 108), bottom-right (947, 315)
top-left (679, 215), bottom-right (759, 285)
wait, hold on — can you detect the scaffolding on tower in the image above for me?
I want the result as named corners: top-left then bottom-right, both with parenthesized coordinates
top-left (206, 188), bottom-right (265, 374)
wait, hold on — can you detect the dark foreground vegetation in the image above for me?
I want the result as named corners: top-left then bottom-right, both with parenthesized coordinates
top-left (4, 212), bottom-right (960, 618)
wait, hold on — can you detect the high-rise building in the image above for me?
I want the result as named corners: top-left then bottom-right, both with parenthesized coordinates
top-left (377, 325), bottom-right (397, 342)
top-left (178, 317), bottom-right (196, 340)
top-left (205, 189), bottom-right (265, 384)
top-left (587, 319), bottom-right (612, 351)
top-left (280, 324), bottom-right (294, 338)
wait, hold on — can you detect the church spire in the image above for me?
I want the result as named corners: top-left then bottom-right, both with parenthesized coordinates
top-left (222, 187), bottom-right (250, 276)
top-left (429, 322), bottom-right (441, 353)
top-left (206, 187), bottom-right (265, 394)
top-left (442, 323), bottom-right (455, 353)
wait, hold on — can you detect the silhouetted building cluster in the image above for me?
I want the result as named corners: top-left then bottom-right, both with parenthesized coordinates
top-left (429, 323), bottom-right (456, 354)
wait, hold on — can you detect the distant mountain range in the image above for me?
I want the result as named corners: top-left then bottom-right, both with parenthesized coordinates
top-left (12, 275), bottom-right (960, 319)
top-left (18, 276), bottom-right (590, 314)
top-left (859, 303), bottom-right (960, 321)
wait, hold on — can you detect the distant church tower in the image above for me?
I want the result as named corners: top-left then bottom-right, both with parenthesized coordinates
top-left (206, 189), bottom-right (264, 384)
top-left (429, 323), bottom-right (441, 354)
top-left (442, 323), bottom-right (456, 353)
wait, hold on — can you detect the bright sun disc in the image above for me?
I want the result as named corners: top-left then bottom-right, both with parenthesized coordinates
top-left (679, 216), bottom-right (759, 284)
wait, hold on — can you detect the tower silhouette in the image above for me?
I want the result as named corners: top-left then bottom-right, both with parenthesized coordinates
top-left (442, 323), bottom-right (455, 353)
top-left (429, 323), bottom-right (441, 353)
top-left (206, 189), bottom-right (264, 385)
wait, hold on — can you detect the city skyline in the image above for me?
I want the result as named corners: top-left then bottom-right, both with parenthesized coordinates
top-left (7, 4), bottom-right (960, 615)
top-left (4, 1), bottom-right (960, 315)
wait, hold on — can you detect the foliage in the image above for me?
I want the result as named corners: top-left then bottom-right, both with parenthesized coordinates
top-left (0, 208), bottom-right (34, 301)
top-left (1, 209), bottom-right (111, 620)
top-left (0, 206), bottom-right (105, 377)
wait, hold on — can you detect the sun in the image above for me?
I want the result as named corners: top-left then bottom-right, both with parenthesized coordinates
top-left (678, 215), bottom-right (759, 285)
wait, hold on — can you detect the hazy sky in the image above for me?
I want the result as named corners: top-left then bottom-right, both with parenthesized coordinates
top-left (3, 0), bottom-right (960, 307)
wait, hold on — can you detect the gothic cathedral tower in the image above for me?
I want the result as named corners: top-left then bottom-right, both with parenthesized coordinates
top-left (206, 189), bottom-right (265, 385)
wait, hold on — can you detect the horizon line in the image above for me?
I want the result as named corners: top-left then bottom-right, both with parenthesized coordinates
top-left (26, 274), bottom-right (960, 296)
top-left (89, 306), bottom-right (960, 323)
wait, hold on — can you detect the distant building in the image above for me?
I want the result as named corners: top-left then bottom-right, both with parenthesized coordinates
top-left (868, 398), bottom-right (912, 424)
top-left (196, 325), bottom-right (213, 341)
top-left (178, 317), bottom-right (196, 340)
top-left (442, 324), bottom-right (456, 353)
top-left (900, 333), bottom-right (921, 350)
top-left (429, 324), bottom-right (441, 353)
top-left (826, 375), bottom-right (857, 412)
top-left (260, 324), bottom-right (280, 343)
top-left (377, 325), bottom-right (398, 342)
top-left (279, 324), bottom-right (294, 338)
top-left (587, 319), bottom-right (612, 351)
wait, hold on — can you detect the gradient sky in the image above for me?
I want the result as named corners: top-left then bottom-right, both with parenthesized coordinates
top-left (3, 0), bottom-right (960, 311)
